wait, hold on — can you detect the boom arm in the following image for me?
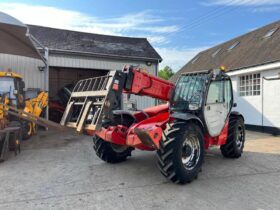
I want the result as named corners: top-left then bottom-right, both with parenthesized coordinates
top-left (60, 66), bottom-right (175, 133)
top-left (122, 67), bottom-right (175, 101)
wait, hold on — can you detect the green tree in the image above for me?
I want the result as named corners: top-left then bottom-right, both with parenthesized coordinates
top-left (158, 66), bottom-right (174, 80)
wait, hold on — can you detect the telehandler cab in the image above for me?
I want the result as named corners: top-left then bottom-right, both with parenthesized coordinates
top-left (61, 66), bottom-right (245, 184)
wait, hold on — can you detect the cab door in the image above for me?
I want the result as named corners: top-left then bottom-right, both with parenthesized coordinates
top-left (14, 78), bottom-right (26, 108)
top-left (203, 79), bottom-right (232, 137)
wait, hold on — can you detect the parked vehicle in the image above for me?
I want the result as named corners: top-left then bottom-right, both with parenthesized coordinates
top-left (61, 66), bottom-right (245, 184)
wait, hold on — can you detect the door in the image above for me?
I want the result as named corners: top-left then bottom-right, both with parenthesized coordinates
top-left (263, 78), bottom-right (280, 128)
top-left (204, 80), bottom-right (232, 137)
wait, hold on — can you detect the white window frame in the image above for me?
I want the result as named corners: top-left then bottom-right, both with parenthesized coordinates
top-left (228, 41), bottom-right (240, 51)
top-left (191, 56), bottom-right (199, 64)
top-left (239, 73), bottom-right (261, 96)
top-left (212, 48), bottom-right (221, 57)
top-left (263, 27), bottom-right (278, 39)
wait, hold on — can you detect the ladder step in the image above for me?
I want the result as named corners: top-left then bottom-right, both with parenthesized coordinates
top-left (73, 102), bottom-right (86, 106)
top-left (73, 102), bottom-right (103, 106)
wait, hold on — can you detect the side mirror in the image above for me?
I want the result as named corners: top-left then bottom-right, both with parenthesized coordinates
top-left (233, 103), bottom-right (237, 107)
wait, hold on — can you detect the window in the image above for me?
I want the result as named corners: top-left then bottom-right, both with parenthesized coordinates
top-left (227, 41), bottom-right (240, 51)
top-left (207, 81), bottom-right (223, 104)
top-left (263, 27), bottom-right (278, 38)
top-left (0, 77), bottom-right (17, 105)
top-left (224, 80), bottom-right (233, 111)
top-left (239, 73), bottom-right (260, 96)
top-left (171, 74), bottom-right (207, 111)
top-left (212, 48), bottom-right (221, 57)
top-left (191, 56), bottom-right (199, 64)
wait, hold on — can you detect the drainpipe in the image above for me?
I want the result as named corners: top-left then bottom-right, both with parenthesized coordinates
top-left (29, 34), bottom-right (49, 121)
top-left (44, 48), bottom-right (49, 121)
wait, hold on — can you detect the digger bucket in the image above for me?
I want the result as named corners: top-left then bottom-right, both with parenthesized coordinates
top-left (60, 70), bottom-right (125, 133)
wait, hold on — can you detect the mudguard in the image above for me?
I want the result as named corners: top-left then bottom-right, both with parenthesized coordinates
top-left (170, 112), bottom-right (204, 130)
top-left (230, 111), bottom-right (245, 121)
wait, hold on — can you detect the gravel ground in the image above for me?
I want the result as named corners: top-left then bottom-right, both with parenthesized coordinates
top-left (0, 129), bottom-right (279, 210)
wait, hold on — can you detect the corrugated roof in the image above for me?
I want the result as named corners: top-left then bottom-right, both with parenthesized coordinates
top-left (28, 25), bottom-right (162, 62)
top-left (171, 19), bottom-right (280, 83)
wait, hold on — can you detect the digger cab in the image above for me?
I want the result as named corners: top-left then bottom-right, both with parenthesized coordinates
top-left (0, 71), bottom-right (25, 108)
top-left (170, 68), bottom-right (234, 137)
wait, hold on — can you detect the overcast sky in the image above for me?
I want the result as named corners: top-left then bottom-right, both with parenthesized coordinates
top-left (1, 0), bottom-right (280, 71)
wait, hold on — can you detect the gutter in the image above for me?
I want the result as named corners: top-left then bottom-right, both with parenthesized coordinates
top-left (36, 47), bottom-right (162, 63)
top-left (227, 60), bottom-right (280, 76)
top-left (228, 59), bottom-right (280, 74)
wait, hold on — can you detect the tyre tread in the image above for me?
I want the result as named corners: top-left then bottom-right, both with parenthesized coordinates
top-left (157, 121), bottom-right (204, 184)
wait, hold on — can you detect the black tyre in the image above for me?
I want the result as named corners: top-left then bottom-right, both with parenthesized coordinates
top-left (49, 109), bottom-right (64, 123)
top-left (93, 136), bottom-right (133, 163)
top-left (0, 135), bottom-right (7, 162)
top-left (220, 115), bottom-right (245, 158)
top-left (93, 120), bottom-right (134, 163)
top-left (21, 120), bottom-right (32, 140)
top-left (8, 121), bottom-right (22, 151)
top-left (157, 121), bottom-right (204, 184)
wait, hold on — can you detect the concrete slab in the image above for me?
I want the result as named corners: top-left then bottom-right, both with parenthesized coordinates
top-left (0, 130), bottom-right (279, 210)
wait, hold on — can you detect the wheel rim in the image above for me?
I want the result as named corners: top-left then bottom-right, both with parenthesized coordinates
top-left (181, 135), bottom-right (200, 170)
top-left (236, 125), bottom-right (244, 149)
top-left (111, 144), bottom-right (129, 153)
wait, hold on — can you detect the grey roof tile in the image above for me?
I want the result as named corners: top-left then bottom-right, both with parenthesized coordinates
top-left (28, 25), bottom-right (162, 62)
top-left (170, 19), bottom-right (280, 83)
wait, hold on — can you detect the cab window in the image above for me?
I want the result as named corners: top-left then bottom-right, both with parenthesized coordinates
top-left (206, 81), bottom-right (223, 104)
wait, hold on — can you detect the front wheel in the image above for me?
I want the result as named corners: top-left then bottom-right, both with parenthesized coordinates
top-left (0, 135), bottom-right (7, 162)
top-left (21, 121), bottom-right (33, 140)
top-left (157, 121), bottom-right (204, 184)
top-left (8, 121), bottom-right (22, 152)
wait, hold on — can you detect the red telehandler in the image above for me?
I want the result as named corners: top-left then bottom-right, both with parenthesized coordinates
top-left (61, 66), bottom-right (245, 184)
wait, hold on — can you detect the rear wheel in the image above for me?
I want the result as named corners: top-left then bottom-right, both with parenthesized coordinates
top-left (220, 115), bottom-right (245, 158)
top-left (157, 121), bottom-right (204, 184)
top-left (93, 136), bottom-right (133, 163)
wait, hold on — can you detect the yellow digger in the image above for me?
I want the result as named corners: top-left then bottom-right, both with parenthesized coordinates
top-left (0, 12), bottom-right (55, 161)
top-left (0, 71), bottom-right (48, 161)
top-left (0, 71), bottom-right (48, 139)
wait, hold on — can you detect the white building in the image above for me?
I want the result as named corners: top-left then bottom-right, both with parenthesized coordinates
top-left (172, 20), bottom-right (280, 134)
